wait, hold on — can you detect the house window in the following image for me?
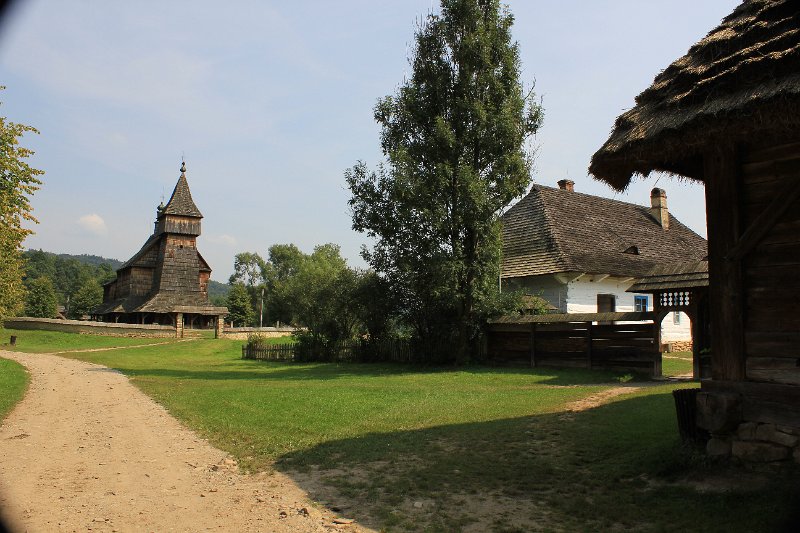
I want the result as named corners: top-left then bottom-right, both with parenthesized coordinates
top-left (673, 312), bottom-right (681, 325)
top-left (634, 295), bottom-right (648, 312)
top-left (597, 294), bottom-right (616, 313)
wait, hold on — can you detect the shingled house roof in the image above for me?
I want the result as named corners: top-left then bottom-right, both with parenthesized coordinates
top-left (627, 260), bottom-right (709, 293)
top-left (590, 0), bottom-right (800, 190)
top-left (161, 162), bottom-right (203, 218)
top-left (501, 184), bottom-right (707, 280)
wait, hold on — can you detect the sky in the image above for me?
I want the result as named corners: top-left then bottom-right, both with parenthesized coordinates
top-left (1, 1), bottom-right (740, 281)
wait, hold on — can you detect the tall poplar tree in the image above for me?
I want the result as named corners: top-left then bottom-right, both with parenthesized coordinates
top-left (1, 92), bottom-right (43, 323)
top-left (346, 0), bottom-right (542, 362)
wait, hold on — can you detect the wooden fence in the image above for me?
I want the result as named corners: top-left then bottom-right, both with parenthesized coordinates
top-left (242, 338), bottom-right (415, 363)
top-left (486, 312), bottom-right (661, 376)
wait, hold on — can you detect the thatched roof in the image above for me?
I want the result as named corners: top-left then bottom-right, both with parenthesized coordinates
top-left (590, 0), bottom-right (800, 190)
top-left (627, 260), bottom-right (709, 293)
top-left (501, 184), bottom-right (707, 280)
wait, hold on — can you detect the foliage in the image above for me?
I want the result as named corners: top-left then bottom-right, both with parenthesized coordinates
top-left (262, 243), bottom-right (305, 326)
top-left (68, 278), bottom-right (103, 319)
top-left (225, 282), bottom-right (254, 327)
top-left (228, 252), bottom-right (267, 326)
top-left (246, 333), bottom-right (270, 349)
top-left (207, 280), bottom-right (230, 303)
top-left (24, 276), bottom-right (58, 318)
top-left (346, 0), bottom-right (543, 363)
top-left (230, 244), bottom-right (371, 356)
top-left (0, 94), bottom-right (43, 323)
top-left (22, 250), bottom-right (118, 315)
top-left (281, 244), bottom-right (364, 358)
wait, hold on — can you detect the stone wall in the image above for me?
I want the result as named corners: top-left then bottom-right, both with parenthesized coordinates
top-left (698, 391), bottom-right (800, 464)
top-left (4, 317), bottom-right (176, 338)
top-left (221, 327), bottom-right (297, 340)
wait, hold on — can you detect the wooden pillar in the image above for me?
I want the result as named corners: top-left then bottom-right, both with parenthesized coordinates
top-left (687, 301), bottom-right (701, 380)
top-left (586, 322), bottom-right (593, 370)
top-left (215, 315), bottom-right (224, 339)
top-left (175, 312), bottom-right (184, 338)
top-left (704, 145), bottom-right (745, 381)
top-left (529, 323), bottom-right (537, 368)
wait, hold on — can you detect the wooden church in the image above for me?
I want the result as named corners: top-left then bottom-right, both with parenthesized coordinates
top-left (95, 163), bottom-right (227, 336)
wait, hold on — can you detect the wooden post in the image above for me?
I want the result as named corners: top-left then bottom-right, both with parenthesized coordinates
top-left (215, 315), bottom-right (224, 339)
top-left (529, 323), bottom-right (537, 368)
top-left (704, 145), bottom-right (745, 381)
top-left (175, 312), bottom-right (184, 338)
top-left (586, 321), bottom-right (593, 369)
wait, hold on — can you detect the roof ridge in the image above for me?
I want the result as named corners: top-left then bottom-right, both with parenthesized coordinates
top-left (531, 185), bottom-right (570, 271)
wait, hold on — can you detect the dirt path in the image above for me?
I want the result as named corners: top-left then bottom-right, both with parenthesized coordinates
top-left (0, 351), bottom-right (371, 533)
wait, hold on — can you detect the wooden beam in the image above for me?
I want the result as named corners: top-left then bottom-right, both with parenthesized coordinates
top-left (726, 176), bottom-right (800, 262)
top-left (554, 272), bottom-right (584, 284)
top-left (593, 274), bottom-right (610, 283)
top-left (704, 144), bottom-right (745, 381)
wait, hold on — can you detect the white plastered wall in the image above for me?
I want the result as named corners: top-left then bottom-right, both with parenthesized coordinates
top-left (565, 277), bottom-right (692, 342)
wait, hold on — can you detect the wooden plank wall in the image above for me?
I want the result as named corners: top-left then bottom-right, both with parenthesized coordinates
top-left (740, 141), bottom-right (800, 386)
top-left (486, 321), bottom-right (659, 376)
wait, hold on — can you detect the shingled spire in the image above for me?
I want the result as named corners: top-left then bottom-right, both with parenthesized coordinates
top-left (161, 162), bottom-right (203, 218)
top-left (155, 162), bottom-right (203, 237)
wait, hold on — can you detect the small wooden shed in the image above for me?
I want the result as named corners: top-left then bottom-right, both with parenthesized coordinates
top-left (590, 1), bottom-right (800, 462)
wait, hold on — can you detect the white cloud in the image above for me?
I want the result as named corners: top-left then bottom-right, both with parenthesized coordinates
top-left (78, 214), bottom-right (108, 236)
top-left (207, 234), bottom-right (237, 247)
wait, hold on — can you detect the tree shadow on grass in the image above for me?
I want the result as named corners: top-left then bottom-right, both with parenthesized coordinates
top-left (275, 391), bottom-right (800, 533)
top-left (116, 361), bottom-right (637, 386)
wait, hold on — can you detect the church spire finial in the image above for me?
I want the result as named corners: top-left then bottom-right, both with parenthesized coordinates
top-left (180, 160), bottom-right (186, 177)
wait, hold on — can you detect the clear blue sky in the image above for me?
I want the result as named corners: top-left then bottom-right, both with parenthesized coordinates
top-left (1, 1), bottom-right (739, 281)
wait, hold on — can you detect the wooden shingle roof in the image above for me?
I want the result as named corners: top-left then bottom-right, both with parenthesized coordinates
top-left (161, 163), bottom-right (203, 218)
top-left (627, 260), bottom-right (709, 293)
top-left (501, 185), bottom-right (707, 280)
top-left (590, 0), bottom-right (800, 190)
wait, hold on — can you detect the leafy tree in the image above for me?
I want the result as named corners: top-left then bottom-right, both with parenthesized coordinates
top-left (280, 244), bottom-right (363, 358)
top-left (346, 0), bottom-right (542, 362)
top-left (262, 243), bottom-right (305, 326)
top-left (69, 279), bottom-right (103, 319)
top-left (225, 283), bottom-right (255, 327)
top-left (228, 252), bottom-right (266, 326)
top-left (24, 276), bottom-right (58, 318)
top-left (0, 93), bottom-right (43, 322)
top-left (22, 250), bottom-right (115, 313)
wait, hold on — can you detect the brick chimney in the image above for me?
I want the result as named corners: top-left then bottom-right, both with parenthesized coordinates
top-left (557, 179), bottom-right (574, 192)
top-left (650, 188), bottom-right (669, 230)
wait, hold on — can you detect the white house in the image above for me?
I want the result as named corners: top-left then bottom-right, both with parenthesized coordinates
top-left (501, 180), bottom-right (707, 343)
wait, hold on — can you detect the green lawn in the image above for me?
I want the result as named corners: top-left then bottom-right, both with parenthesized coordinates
top-left (2, 329), bottom-right (798, 532)
top-left (1, 327), bottom-right (171, 353)
top-left (662, 350), bottom-right (693, 377)
top-left (0, 356), bottom-right (28, 421)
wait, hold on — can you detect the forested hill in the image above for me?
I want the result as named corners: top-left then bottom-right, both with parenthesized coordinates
top-left (56, 253), bottom-right (123, 270)
top-left (22, 249), bottom-right (231, 304)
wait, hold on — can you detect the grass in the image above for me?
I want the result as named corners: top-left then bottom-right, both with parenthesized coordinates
top-left (662, 350), bottom-right (693, 377)
top-left (3, 329), bottom-right (799, 532)
top-left (0, 356), bottom-right (28, 421)
top-left (1, 327), bottom-right (170, 353)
